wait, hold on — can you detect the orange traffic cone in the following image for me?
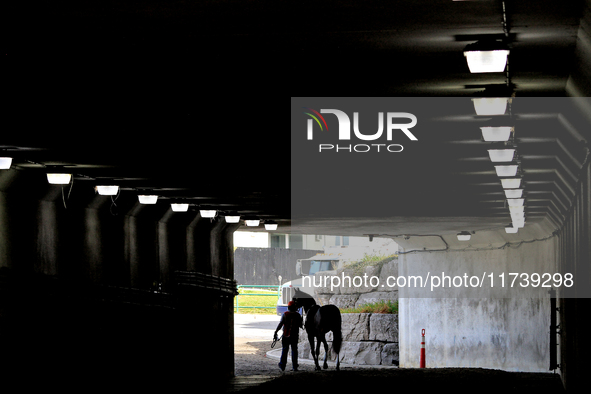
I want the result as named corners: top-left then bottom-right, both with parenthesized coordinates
top-left (420, 329), bottom-right (426, 368)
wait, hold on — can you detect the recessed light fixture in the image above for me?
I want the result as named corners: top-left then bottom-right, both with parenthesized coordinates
top-left (481, 126), bottom-right (512, 142)
top-left (495, 165), bottom-right (518, 177)
top-left (488, 149), bottom-right (515, 162)
top-left (200, 209), bottom-right (217, 218)
top-left (171, 203), bottom-right (189, 212)
top-left (504, 189), bottom-right (523, 198)
top-left (512, 219), bottom-right (525, 228)
top-left (472, 97), bottom-right (509, 116)
top-left (96, 185), bottom-right (119, 195)
top-left (225, 214), bottom-right (241, 223)
top-left (463, 40), bottom-right (509, 73)
top-left (0, 157), bottom-right (13, 169)
top-left (47, 173), bottom-right (72, 185)
top-left (501, 178), bottom-right (522, 189)
top-left (138, 195), bottom-right (158, 204)
top-left (245, 218), bottom-right (260, 227)
top-left (264, 221), bottom-right (278, 231)
top-left (507, 198), bottom-right (524, 207)
top-left (457, 231), bottom-right (472, 241)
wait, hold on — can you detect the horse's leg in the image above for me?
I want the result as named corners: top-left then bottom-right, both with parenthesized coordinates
top-left (336, 352), bottom-right (340, 371)
top-left (321, 335), bottom-right (329, 369)
top-left (309, 336), bottom-right (320, 371)
top-left (314, 336), bottom-right (323, 371)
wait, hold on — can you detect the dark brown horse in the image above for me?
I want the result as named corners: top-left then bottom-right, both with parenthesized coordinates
top-left (293, 288), bottom-right (342, 371)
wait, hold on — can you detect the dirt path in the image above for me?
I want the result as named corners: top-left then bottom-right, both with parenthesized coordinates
top-left (234, 338), bottom-right (284, 376)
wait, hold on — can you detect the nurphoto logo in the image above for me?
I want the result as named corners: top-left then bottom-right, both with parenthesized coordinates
top-left (303, 107), bottom-right (418, 153)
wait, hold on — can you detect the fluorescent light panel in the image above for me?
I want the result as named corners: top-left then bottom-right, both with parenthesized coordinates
top-left (509, 206), bottom-right (525, 214)
top-left (138, 195), bottom-right (158, 204)
top-left (0, 157), bottom-right (13, 169)
top-left (501, 178), bottom-right (522, 189)
top-left (507, 198), bottom-right (524, 207)
top-left (265, 222), bottom-right (278, 231)
top-left (504, 189), bottom-right (523, 198)
top-left (488, 149), bottom-right (515, 162)
top-left (97, 185), bottom-right (119, 195)
top-left (472, 98), bottom-right (508, 116)
top-left (200, 210), bottom-right (217, 218)
top-left (225, 215), bottom-right (240, 223)
top-left (171, 203), bottom-right (189, 212)
top-left (495, 165), bottom-right (518, 177)
top-left (464, 50), bottom-right (509, 73)
top-left (481, 126), bottom-right (512, 142)
top-left (512, 220), bottom-right (525, 228)
top-left (47, 173), bottom-right (72, 184)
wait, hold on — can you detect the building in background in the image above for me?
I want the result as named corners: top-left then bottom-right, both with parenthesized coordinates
top-left (234, 232), bottom-right (398, 255)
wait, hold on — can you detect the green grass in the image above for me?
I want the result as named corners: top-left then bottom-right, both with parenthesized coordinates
top-left (343, 253), bottom-right (398, 276)
top-left (341, 300), bottom-right (398, 314)
top-left (234, 289), bottom-right (279, 315)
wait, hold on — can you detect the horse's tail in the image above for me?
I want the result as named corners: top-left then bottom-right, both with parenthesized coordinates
top-left (333, 328), bottom-right (342, 354)
top-left (332, 306), bottom-right (342, 354)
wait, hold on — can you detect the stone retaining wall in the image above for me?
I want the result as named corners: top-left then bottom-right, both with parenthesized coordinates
top-left (313, 259), bottom-right (399, 308)
top-left (296, 258), bottom-right (399, 366)
top-left (297, 313), bottom-right (399, 366)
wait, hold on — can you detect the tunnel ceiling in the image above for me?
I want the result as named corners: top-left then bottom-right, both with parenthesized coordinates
top-left (4, 0), bottom-right (591, 238)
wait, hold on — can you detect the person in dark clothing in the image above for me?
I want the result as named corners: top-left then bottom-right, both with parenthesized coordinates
top-left (274, 300), bottom-right (303, 371)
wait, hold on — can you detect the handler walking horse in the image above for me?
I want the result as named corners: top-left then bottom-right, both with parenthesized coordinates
top-left (293, 288), bottom-right (342, 371)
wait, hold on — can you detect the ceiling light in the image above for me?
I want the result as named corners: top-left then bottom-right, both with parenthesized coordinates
top-left (509, 205), bottom-right (525, 214)
top-left (507, 198), bottom-right (524, 207)
top-left (138, 195), bottom-right (158, 204)
top-left (96, 185), bottom-right (119, 196)
top-left (47, 173), bottom-right (72, 185)
top-left (472, 98), bottom-right (509, 116)
top-left (0, 157), bottom-right (13, 169)
top-left (463, 40), bottom-right (509, 73)
top-left (245, 219), bottom-right (260, 227)
top-left (457, 231), bottom-right (472, 241)
top-left (488, 149), bottom-right (515, 162)
top-left (171, 203), bottom-right (189, 212)
top-left (501, 178), bottom-right (521, 189)
top-left (225, 214), bottom-right (241, 223)
top-left (504, 189), bottom-right (523, 198)
top-left (510, 212), bottom-right (524, 221)
top-left (512, 219), bottom-right (525, 228)
top-left (264, 221), bottom-right (278, 231)
top-left (495, 165), bottom-right (518, 177)
top-left (481, 126), bottom-right (512, 142)
top-left (505, 227), bottom-right (518, 234)
top-left (200, 209), bottom-right (217, 218)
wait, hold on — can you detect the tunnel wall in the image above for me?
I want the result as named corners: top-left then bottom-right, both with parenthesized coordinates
top-left (0, 169), bottom-right (241, 390)
top-left (555, 132), bottom-right (591, 392)
top-left (398, 238), bottom-right (556, 372)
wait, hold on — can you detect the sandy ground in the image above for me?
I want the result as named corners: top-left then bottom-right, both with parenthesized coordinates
top-left (234, 313), bottom-right (317, 375)
top-left (232, 314), bottom-right (566, 394)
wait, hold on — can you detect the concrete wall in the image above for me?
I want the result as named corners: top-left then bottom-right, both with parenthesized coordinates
top-left (398, 237), bottom-right (556, 372)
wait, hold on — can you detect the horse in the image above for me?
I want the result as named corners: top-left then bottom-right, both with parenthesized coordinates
top-left (293, 288), bottom-right (342, 371)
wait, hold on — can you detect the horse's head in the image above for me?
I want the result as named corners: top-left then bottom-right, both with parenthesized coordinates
top-left (293, 287), bottom-right (316, 314)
